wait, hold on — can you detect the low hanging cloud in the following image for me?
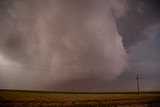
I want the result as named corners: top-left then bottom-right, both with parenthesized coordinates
top-left (0, 0), bottom-right (128, 90)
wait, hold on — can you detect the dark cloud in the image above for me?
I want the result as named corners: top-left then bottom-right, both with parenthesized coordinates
top-left (115, 0), bottom-right (160, 91)
top-left (117, 0), bottom-right (160, 48)
top-left (0, 0), bottom-right (159, 91)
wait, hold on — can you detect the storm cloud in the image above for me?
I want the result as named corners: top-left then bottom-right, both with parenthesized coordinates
top-left (0, 0), bottom-right (160, 91)
top-left (0, 0), bottom-right (128, 90)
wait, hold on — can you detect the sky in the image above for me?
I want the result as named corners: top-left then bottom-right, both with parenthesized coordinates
top-left (0, 0), bottom-right (160, 92)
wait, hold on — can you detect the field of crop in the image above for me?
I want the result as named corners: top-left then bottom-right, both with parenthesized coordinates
top-left (0, 90), bottom-right (160, 107)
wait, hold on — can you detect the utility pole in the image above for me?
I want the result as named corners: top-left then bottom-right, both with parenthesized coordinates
top-left (135, 74), bottom-right (140, 94)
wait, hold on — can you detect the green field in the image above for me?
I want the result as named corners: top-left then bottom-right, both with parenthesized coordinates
top-left (0, 90), bottom-right (160, 107)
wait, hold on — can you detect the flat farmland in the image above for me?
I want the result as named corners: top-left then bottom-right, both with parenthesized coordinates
top-left (0, 90), bottom-right (160, 107)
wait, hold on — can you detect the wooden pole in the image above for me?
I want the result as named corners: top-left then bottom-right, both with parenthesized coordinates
top-left (136, 74), bottom-right (140, 94)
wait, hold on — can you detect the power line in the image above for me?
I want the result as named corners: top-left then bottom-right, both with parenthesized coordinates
top-left (135, 74), bottom-right (140, 94)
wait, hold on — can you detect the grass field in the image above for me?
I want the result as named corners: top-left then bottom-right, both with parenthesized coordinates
top-left (0, 90), bottom-right (160, 107)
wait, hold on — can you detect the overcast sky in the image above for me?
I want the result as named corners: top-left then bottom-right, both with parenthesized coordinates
top-left (0, 0), bottom-right (160, 92)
